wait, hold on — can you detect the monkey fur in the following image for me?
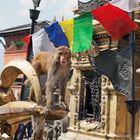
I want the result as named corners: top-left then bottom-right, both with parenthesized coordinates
top-left (29, 46), bottom-right (71, 109)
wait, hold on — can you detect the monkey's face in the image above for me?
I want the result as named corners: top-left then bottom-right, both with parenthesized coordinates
top-left (57, 47), bottom-right (71, 66)
top-left (59, 51), bottom-right (70, 66)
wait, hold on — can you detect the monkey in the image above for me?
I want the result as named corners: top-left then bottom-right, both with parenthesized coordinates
top-left (29, 46), bottom-right (71, 109)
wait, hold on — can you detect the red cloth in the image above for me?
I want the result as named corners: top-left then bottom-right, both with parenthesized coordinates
top-left (91, 4), bottom-right (138, 40)
top-left (24, 35), bottom-right (31, 57)
top-left (22, 35), bottom-right (31, 45)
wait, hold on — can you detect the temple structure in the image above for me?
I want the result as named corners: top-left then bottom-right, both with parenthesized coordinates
top-left (58, 20), bottom-right (140, 140)
top-left (58, 1), bottom-right (140, 139)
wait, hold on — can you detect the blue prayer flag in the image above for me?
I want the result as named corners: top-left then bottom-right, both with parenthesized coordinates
top-left (44, 22), bottom-right (69, 47)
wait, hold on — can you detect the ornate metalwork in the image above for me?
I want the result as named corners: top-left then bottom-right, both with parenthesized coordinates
top-left (78, 0), bottom-right (110, 14)
top-left (80, 70), bottom-right (101, 121)
top-left (89, 46), bottom-right (134, 99)
top-left (93, 33), bottom-right (110, 40)
top-left (45, 121), bottom-right (62, 140)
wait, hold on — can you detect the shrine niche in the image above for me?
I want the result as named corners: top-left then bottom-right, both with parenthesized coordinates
top-left (58, 20), bottom-right (140, 140)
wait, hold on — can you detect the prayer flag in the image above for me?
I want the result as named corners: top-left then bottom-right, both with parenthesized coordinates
top-left (15, 41), bottom-right (24, 46)
top-left (44, 22), bottom-right (69, 47)
top-left (60, 12), bottom-right (93, 53)
top-left (22, 35), bottom-right (31, 45)
top-left (89, 46), bottom-right (133, 99)
top-left (91, 4), bottom-right (138, 40)
top-left (16, 35), bottom-right (31, 47)
top-left (32, 28), bottom-right (56, 56)
top-left (32, 22), bottom-right (69, 56)
top-left (110, 0), bottom-right (140, 12)
top-left (26, 37), bottom-right (33, 61)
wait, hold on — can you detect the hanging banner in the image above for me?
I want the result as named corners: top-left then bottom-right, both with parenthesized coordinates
top-left (89, 46), bottom-right (133, 99)
top-left (60, 12), bottom-right (93, 53)
top-left (91, 4), bottom-right (138, 40)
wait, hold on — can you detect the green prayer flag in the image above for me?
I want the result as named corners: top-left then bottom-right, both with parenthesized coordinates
top-left (60, 12), bottom-right (93, 53)
top-left (73, 12), bottom-right (93, 52)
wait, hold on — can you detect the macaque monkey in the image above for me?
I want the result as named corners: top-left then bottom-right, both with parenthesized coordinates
top-left (30, 46), bottom-right (71, 109)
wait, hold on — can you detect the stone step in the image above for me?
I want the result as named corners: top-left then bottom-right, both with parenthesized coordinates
top-left (58, 132), bottom-right (105, 140)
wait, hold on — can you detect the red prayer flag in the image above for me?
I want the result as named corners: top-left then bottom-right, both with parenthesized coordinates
top-left (22, 35), bottom-right (31, 45)
top-left (91, 4), bottom-right (138, 40)
top-left (24, 35), bottom-right (31, 57)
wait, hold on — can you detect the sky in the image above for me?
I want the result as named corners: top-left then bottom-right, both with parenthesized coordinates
top-left (0, 0), bottom-right (78, 70)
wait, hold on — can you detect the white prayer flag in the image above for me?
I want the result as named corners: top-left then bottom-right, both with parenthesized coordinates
top-left (32, 28), bottom-right (56, 56)
top-left (110, 0), bottom-right (140, 12)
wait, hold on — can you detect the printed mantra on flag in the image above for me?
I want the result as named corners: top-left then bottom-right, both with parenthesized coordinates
top-left (119, 62), bottom-right (132, 80)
